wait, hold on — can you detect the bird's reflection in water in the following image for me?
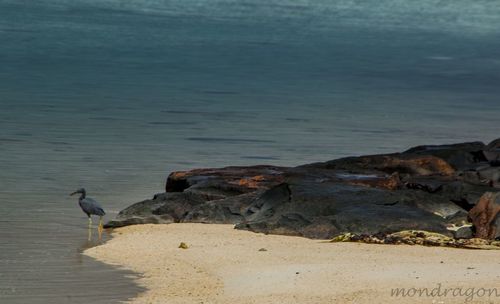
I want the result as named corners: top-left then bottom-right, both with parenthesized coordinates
top-left (88, 224), bottom-right (103, 241)
top-left (73, 229), bottom-right (109, 268)
top-left (78, 228), bottom-right (110, 253)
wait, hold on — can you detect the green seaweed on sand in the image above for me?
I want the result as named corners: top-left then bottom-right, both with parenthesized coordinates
top-left (330, 230), bottom-right (500, 250)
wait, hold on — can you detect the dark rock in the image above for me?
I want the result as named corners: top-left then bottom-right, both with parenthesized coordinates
top-left (441, 181), bottom-right (496, 208)
top-left (462, 170), bottom-right (487, 185)
top-left (152, 192), bottom-right (206, 221)
top-left (484, 138), bottom-right (500, 164)
top-left (496, 216), bottom-right (500, 240)
top-left (107, 140), bottom-right (500, 240)
top-left (484, 151), bottom-right (500, 164)
top-left (105, 192), bottom-right (206, 228)
top-left (183, 190), bottom-right (264, 224)
top-left (105, 214), bottom-right (174, 228)
top-left (336, 171), bottom-right (401, 190)
top-left (487, 138), bottom-right (500, 150)
top-left (299, 217), bottom-right (340, 239)
top-left (477, 167), bottom-right (500, 183)
top-left (454, 226), bottom-right (473, 239)
top-left (404, 176), bottom-right (449, 193)
top-left (403, 141), bottom-right (486, 171)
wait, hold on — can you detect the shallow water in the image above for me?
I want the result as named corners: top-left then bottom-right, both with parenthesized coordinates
top-left (1, 0), bottom-right (500, 303)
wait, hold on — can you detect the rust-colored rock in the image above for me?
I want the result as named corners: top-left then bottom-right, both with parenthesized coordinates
top-left (344, 172), bottom-right (401, 190)
top-left (403, 141), bottom-right (486, 171)
top-left (312, 154), bottom-right (455, 176)
top-left (166, 165), bottom-right (287, 193)
top-left (237, 175), bottom-right (275, 189)
top-left (468, 192), bottom-right (500, 239)
top-left (378, 155), bottom-right (455, 176)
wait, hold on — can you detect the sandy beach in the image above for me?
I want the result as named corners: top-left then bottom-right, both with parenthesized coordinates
top-left (84, 224), bottom-right (500, 303)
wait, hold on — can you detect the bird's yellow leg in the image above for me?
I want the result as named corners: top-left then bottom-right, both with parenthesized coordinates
top-left (88, 217), bottom-right (92, 241)
top-left (98, 216), bottom-right (103, 240)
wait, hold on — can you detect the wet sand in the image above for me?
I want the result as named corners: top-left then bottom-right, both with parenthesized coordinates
top-left (85, 224), bottom-right (500, 304)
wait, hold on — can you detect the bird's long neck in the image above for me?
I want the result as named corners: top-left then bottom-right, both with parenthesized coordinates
top-left (79, 191), bottom-right (86, 200)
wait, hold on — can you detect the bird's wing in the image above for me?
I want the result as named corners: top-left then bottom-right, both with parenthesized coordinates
top-left (81, 197), bottom-right (106, 216)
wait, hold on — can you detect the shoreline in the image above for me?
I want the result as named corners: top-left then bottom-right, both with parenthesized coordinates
top-left (84, 223), bottom-right (500, 304)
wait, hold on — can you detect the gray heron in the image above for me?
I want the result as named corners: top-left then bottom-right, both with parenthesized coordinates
top-left (70, 188), bottom-right (105, 237)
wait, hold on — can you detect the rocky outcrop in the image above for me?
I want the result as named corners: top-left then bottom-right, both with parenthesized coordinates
top-left (106, 139), bottom-right (500, 240)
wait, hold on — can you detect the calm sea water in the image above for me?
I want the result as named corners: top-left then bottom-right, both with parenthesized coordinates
top-left (1, 0), bottom-right (499, 303)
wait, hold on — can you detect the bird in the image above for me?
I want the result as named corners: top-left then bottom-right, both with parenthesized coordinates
top-left (70, 188), bottom-right (105, 237)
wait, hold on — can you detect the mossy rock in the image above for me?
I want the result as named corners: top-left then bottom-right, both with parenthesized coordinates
top-left (330, 230), bottom-right (500, 250)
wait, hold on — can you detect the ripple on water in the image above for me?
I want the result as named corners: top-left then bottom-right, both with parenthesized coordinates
top-left (187, 137), bottom-right (276, 144)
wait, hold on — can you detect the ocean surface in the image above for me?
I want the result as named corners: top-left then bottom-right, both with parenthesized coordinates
top-left (1, 0), bottom-right (499, 303)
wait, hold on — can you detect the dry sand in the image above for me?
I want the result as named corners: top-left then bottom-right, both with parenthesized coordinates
top-left (84, 224), bottom-right (500, 304)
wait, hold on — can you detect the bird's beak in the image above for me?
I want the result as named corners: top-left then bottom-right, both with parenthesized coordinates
top-left (70, 191), bottom-right (78, 196)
